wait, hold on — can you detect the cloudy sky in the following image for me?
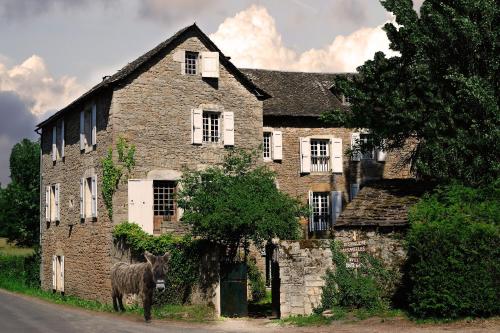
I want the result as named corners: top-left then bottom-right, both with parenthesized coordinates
top-left (0, 0), bottom-right (422, 185)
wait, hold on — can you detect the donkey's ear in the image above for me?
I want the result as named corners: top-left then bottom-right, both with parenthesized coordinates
top-left (162, 252), bottom-right (171, 262)
top-left (144, 251), bottom-right (155, 265)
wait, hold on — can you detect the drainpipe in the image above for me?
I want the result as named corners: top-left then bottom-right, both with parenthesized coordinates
top-left (35, 127), bottom-right (43, 287)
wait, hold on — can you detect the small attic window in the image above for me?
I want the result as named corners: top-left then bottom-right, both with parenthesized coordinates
top-left (185, 51), bottom-right (198, 75)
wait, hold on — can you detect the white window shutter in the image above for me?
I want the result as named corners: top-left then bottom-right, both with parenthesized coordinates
top-left (308, 190), bottom-right (314, 232)
top-left (330, 138), bottom-right (343, 173)
top-left (272, 131), bottom-right (283, 160)
top-left (80, 111), bottom-right (85, 151)
top-left (351, 132), bottom-right (361, 161)
top-left (128, 179), bottom-right (154, 234)
top-left (300, 137), bottom-right (311, 173)
top-left (376, 149), bottom-right (386, 162)
top-left (173, 50), bottom-right (186, 74)
top-left (60, 256), bottom-right (64, 293)
top-left (191, 109), bottom-right (203, 144)
top-left (91, 175), bottom-right (97, 218)
top-left (91, 104), bottom-right (97, 146)
top-left (223, 111), bottom-right (234, 146)
top-left (201, 52), bottom-right (219, 78)
top-left (350, 183), bottom-right (360, 201)
top-left (45, 186), bottom-right (51, 222)
top-left (331, 191), bottom-right (342, 225)
top-left (80, 178), bottom-right (85, 219)
top-left (55, 184), bottom-right (60, 221)
top-left (61, 120), bottom-right (65, 158)
top-left (52, 126), bottom-right (57, 161)
top-left (52, 255), bottom-right (56, 290)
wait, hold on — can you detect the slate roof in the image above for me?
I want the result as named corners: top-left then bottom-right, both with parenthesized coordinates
top-left (241, 69), bottom-right (351, 117)
top-left (335, 179), bottom-right (431, 227)
top-left (37, 24), bottom-right (270, 129)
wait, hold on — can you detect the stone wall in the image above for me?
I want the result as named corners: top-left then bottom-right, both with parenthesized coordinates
top-left (278, 240), bottom-right (333, 317)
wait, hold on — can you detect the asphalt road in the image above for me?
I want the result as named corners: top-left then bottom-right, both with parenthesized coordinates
top-left (0, 289), bottom-right (246, 333)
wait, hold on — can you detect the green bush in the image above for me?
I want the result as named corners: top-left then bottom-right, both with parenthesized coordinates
top-left (113, 222), bottom-right (200, 305)
top-left (0, 250), bottom-right (40, 288)
top-left (247, 257), bottom-right (266, 302)
top-left (406, 183), bottom-right (500, 319)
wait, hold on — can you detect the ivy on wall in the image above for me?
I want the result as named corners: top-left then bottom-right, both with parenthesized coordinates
top-left (102, 137), bottom-right (136, 219)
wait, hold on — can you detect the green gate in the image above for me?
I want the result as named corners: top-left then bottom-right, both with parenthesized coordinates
top-left (220, 262), bottom-right (248, 317)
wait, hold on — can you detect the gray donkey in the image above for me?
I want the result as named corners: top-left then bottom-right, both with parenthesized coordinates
top-left (111, 251), bottom-right (171, 322)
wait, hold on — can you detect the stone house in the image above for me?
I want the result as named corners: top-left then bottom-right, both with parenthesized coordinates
top-left (36, 24), bottom-right (411, 303)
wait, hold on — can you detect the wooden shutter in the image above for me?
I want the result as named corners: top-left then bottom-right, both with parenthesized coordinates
top-left (91, 104), bottom-right (97, 146)
top-left (272, 131), bottom-right (283, 160)
top-left (330, 138), bottom-right (343, 173)
top-left (80, 178), bottom-right (85, 219)
top-left (52, 126), bottom-right (57, 161)
top-left (300, 137), bottom-right (311, 173)
top-left (201, 52), bottom-right (219, 78)
top-left (80, 111), bottom-right (85, 151)
top-left (331, 191), bottom-right (342, 225)
top-left (52, 255), bottom-right (56, 290)
top-left (351, 132), bottom-right (361, 161)
top-left (45, 186), bottom-right (51, 222)
top-left (61, 120), bottom-right (65, 158)
top-left (173, 50), bottom-right (186, 74)
top-left (223, 111), bottom-right (234, 146)
top-left (91, 175), bottom-right (97, 218)
top-left (60, 256), bottom-right (65, 293)
top-left (55, 184), bottom-right (60, 221)
top-left (128, 180), bottom-right (154, 234)
top-left (191, 109), bottom-right (203, 144)
top-left (350, 183), bottom-right (360, 201)
top-left (308, 190), bottom-right (314, 232)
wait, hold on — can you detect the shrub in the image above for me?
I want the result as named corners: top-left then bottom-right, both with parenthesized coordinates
top-left (247, 257), bottom-right (266, 302)
top-left (0, 250), bottom-right (40, 288)
top-left (405, 183), bottom-right (500, 319)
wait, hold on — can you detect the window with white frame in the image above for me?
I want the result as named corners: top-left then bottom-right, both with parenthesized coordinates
top-left (360, 133), bottom-right (374, 159)
top-left (80, 104), bottom-right (96, 151)
top-left (263, 132), bottom-right (272, 159)
top-left (52, 120), bottom-right (65, 162)
top-left (52, 255), bottom-right (64, 292)
top-left (45, 184), bottom-right (60, 222)
top-left (311, 139), bottom-right (330, 172)
top-left (80, 175), bottom-right (97, 220)
top-left (311, 192), bottom-right (330, 231)
top-left (153, 181), bottom-right (176, 220)
top-left (185, 51), bottom-right (198, 75)
top-left (202, 112), bottom-right (220, 143)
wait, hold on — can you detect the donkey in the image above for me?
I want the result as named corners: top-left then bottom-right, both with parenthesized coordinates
top-left (111, 251), bottom-right (171, 322)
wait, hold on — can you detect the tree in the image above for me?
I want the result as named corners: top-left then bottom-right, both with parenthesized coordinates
top-left (325, 0), bottom-right (499, 186)
top-left (177, 149), bottom-right (305, 258)
top-left (0, 139), bottom-right (40, 247)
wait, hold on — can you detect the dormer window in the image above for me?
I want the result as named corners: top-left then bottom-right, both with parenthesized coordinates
top-left (185, 51), bottom-right (198, 75)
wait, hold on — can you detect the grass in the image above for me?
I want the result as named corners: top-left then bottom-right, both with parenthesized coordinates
top-left (0, 237), bottom-right (34, 256)
top-left (248, 289), bottom-right (273, 318)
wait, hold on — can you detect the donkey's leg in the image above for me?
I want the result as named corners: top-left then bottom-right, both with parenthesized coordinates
top-left (118, 293), bottom-right (126, 312)
top-left (143, 289), bottom-right (153, 322)
top-left (112, 290), bottom-right (119, 312)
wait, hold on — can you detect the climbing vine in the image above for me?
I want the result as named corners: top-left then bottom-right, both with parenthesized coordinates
top-left (102, 137), bottom-right (136, 219)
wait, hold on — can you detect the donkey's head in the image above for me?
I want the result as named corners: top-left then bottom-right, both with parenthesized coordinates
top-left (144, 251), bottom-right (171, 290)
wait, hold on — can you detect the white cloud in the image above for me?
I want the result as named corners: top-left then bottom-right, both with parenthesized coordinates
top-left (210, 5), bottom-right (398, 73)
top-left (0, 55), bottom-right (84, 116)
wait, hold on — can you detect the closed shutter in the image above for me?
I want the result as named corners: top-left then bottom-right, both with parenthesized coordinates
top-left (128, 180), bottom-right (154, 234)
top-left (191, 109), bottom-right (203, 144)
top-left (308, 190), bottom-right (314, 232)
top-left (52, 255), bottom-right (56, 290)
top-left (91, 175), bottom-right (97, 218)
top-left (201, 52), bottom-right (219, 78)
top-left (60, 256), bottom-right (64, 293)
top-left (55, 184), bottom-right (60, 221)
top-left (350, 183), bottom-right (360, 201)
top-left (272, 131), bottom-right (282, 160)
top-left (80, 111), bottom-right (85, 151)
top-left (351, 132), bottom-right (361, 161)
top-left (300, 137), bottom-right (311, 173)
top-left (91, 104), bottom-right (97, 146)
top-left (173, 50), bottom-right (186, 74)
top-left (52, 126), bottom-right (57, 161)
top-left (223, 111), bottom-right (234, 146)
top-left (80, 178), bottom-right (85, 219)
top-left (331, 191), bottom-right (342, 225)
top-left (45, 186), bottom-right (51, 222)
top-left (330, 138), bottom-right (343, 173)
top-left (61, 120), bottom-right (65, 158)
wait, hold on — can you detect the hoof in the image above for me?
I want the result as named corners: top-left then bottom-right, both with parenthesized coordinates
top-left (144, 318), bottom-right (151, 323)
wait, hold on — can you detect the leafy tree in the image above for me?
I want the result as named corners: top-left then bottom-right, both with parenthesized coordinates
top-left (325, 0), bottom-right (499, 186)
top-left (0, 139), bottom-right (40, 247)
top-left (177, 149), bottom-right (305, 258)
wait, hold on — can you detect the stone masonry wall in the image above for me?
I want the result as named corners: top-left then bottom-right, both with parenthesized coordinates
top-left (278, 240), bottom-right (333, 317)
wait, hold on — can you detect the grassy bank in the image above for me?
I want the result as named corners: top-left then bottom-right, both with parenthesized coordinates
top-left (0, 237), bottom-right (34, 256)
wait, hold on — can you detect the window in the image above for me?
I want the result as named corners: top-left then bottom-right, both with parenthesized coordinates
top-left (45, 184), bottom-right (60, 222)
top-left (311, 139), bottom-right (330, 172)
top-left (50, 184), bottom-right (57, 221)
top-left (203, 112), bottom-right (220, 143)
top-left (52, 255), bottom-right (64, 292)
top-left (80, 175), bottom-right (97, 219)
top-left (263, 132), bottom-right (272, 159)
top-left (311, 192), bottom-right (330, 231)
top-left (52, 120), bottom-right (64, 161)
top-left (80, 104), bottom-right (96, 151)
top-left (360, 134), bottom-right (374, 159)
top-left (185, 51), bottom-right (198, 75)
top-left (153, 181), bottom-right (176, 219)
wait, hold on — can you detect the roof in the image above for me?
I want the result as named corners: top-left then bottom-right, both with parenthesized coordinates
top-left (241, 68), bottom-right (350, 117)
top-left (335, 179), bottom-right (431, 227)
top-left (37, 24), bottom-right (270, 129)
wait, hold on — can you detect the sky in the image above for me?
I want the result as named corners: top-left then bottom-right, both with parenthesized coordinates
top-left (0, 0), bottom-right (423, 185)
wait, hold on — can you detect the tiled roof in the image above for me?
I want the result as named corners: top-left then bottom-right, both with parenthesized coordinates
top-left (241, 68), bottom-right (351, 117)
top-left (335, 179), bottom-right (431, 227)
